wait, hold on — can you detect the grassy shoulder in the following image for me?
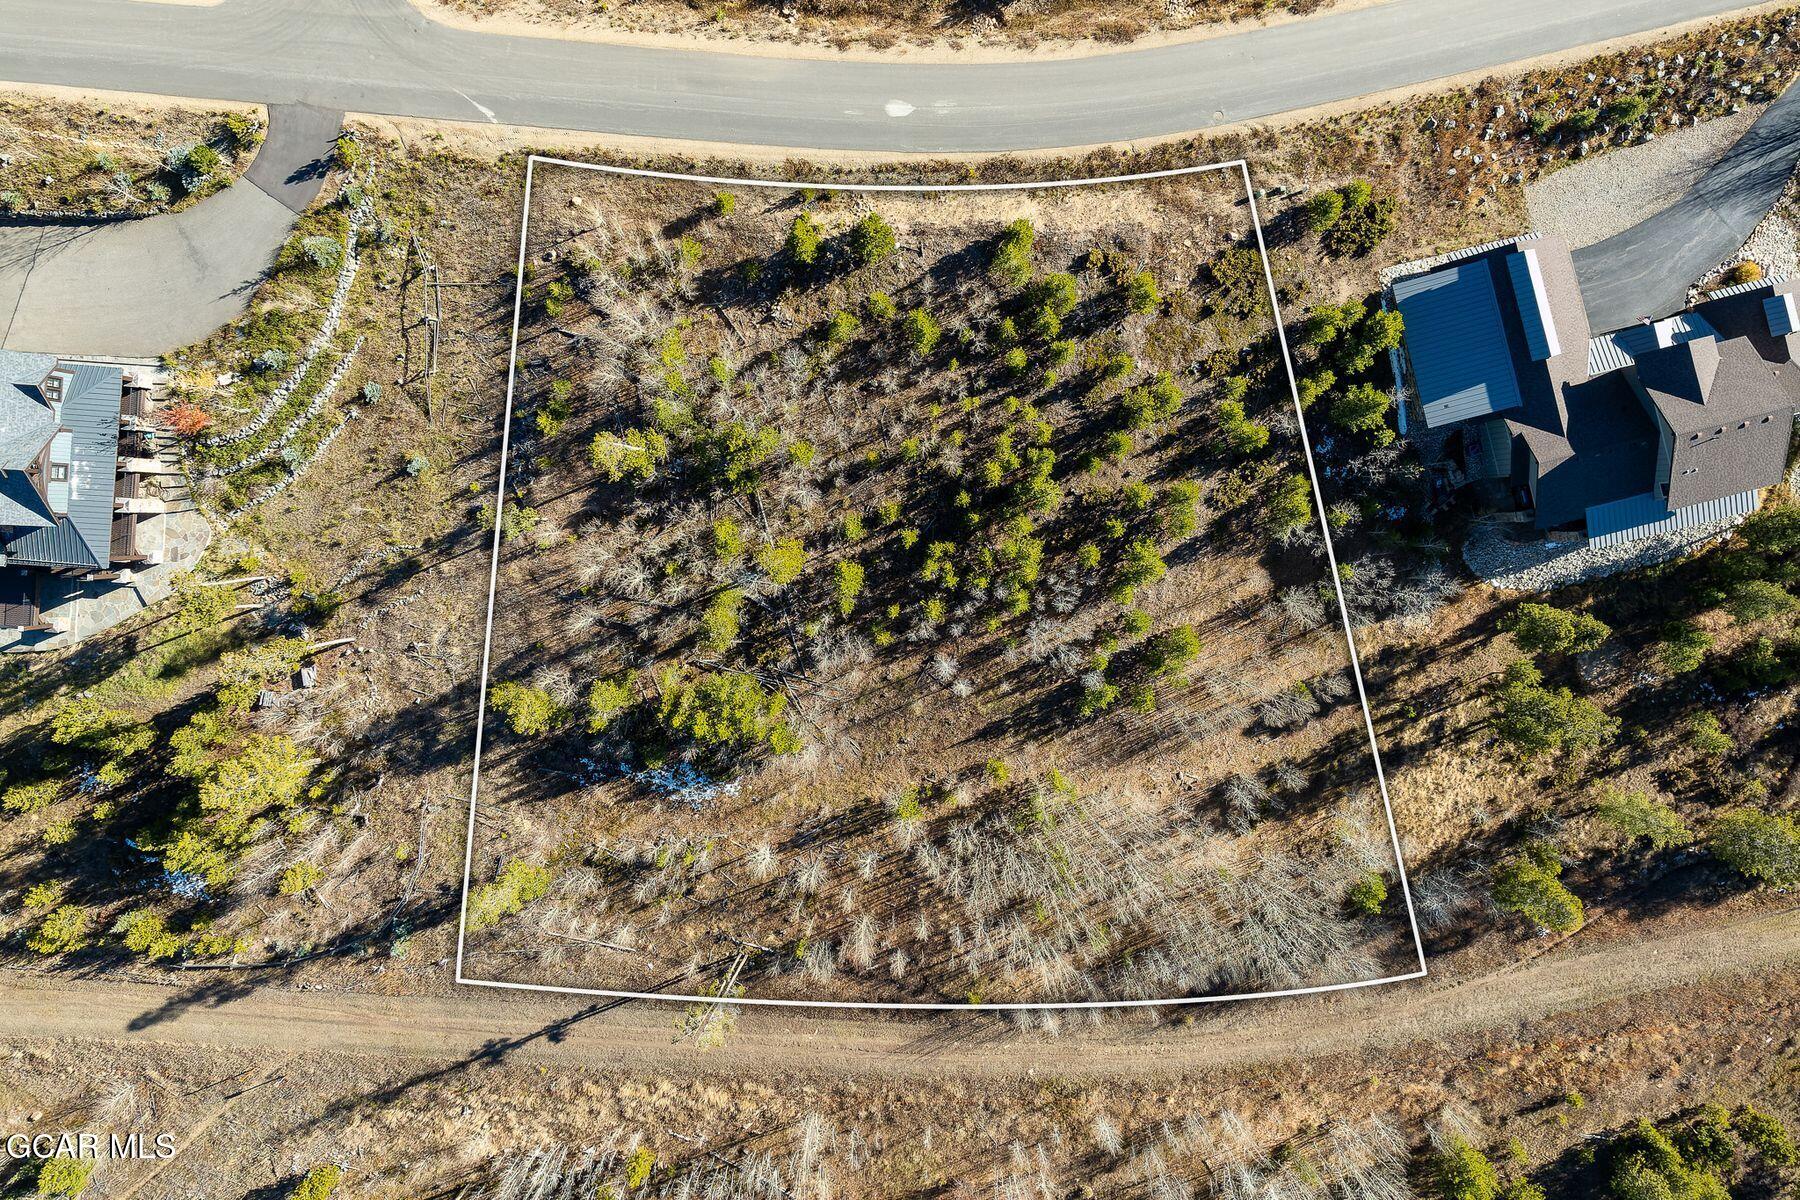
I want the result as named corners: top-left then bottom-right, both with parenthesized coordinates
top-left (417, 0), bottom-right (1345, 57)
top-left (0, 89), bottom-right (263, 217)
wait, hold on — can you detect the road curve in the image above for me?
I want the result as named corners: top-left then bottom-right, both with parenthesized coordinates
top-left (1575, 77), bottom-right (1800, 332)
top-left (2, 906), bottom-right (1794, 1081)
top-left (0, 0), bottom-right (1782, 154)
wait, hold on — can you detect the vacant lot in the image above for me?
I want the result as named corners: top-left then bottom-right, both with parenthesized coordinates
top-left (464, 163), bottom-right (1416, 1004)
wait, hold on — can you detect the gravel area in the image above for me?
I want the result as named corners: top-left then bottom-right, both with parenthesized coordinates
top-left (1462, 515), bottom-right (1748, 592)
top-left (1690, 210), bottom-right (1800, 301)
top-left (1525, 105), bottom-right (1765, 249)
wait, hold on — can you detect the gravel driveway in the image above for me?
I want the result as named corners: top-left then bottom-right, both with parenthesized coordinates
top-left (1525, 106), bottom-right (1764, 249)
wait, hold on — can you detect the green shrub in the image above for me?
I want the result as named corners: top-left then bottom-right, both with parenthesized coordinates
top-left (1210, 247), bottom-right (1268, 317)
top-left (488, 681), bottom-right (568, 737)
top-left (1159, 481), bottom-right (1201, 537)
top-left (701, 589), bottom-right (746, 652)
top-left (1304, 189), bottom-right (1345, 232)
top-left (624, 1147), bottom-right (656, 1189)
top-left (1594, 788), bottom-right (1690, 850)
top-left (823, 308), bottom-right (862, 352)
top-left (1603, 94), bottom-right (1650, 126)
top-left (849, 211), bottom-right (897, 265)
top-left (1324, 193), bottom-right (1398, 256)
top-left (657, 670), bottom-right (801, 756)
top-left (467, 860), bottom-right (553, 931)
top-left (299, 235), bottom-right (343, 271)
top-left (786, 213), bottom-right (824, 266)
top-left (1493, 842), bottom-right (1584, 933)
top-left (1505, 602), bottom-right (1611, 656)
top-left (1709, 808), bottom-right (1800, 886)
top-left (587, 673), bottom-right (635, 732)
top-left (1726, 579), bottom-right (1795, 622)
top-left (712, 190), bottom-right (736, 216)
top-left (1491, 658), bottom-right (1616, 758)
top-left (1657, 621), bottom-right (1712, 674)
top-left (1346, 871), bottom-right (1388, 916)
top-left (866, 291), bottom-right (897, 320)
top-left (1218, 399), bottom-right (1270, 456)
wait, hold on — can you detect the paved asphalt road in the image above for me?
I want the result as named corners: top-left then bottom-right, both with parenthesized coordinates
top-left (1574, 78), bottom-right (1800, 332)
top-left (0, 105), bottom-right (338, 354)
top-left (0, 0), bottom-right (1784, 153)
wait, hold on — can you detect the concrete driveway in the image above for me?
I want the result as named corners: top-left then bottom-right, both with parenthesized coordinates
top-left (0, 104), bottom-right (339, 356)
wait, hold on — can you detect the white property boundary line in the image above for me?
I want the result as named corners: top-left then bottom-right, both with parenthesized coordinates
top-left (454, 155), bottom-right (1429, 1011)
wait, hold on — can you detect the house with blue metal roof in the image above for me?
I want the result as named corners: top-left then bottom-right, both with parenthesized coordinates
top-left (1, 351), bottom-right (161, 632)
top-left (1390, 233), bottom-right (1800, 549)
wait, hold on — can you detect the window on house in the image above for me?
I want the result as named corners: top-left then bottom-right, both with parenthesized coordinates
top-left (48, 464), bottom-right (68, 482)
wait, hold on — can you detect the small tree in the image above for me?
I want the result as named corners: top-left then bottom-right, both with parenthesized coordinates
top-left (1432, 1136), bottom-right (1501, 1200)
top-left (1346, 871), bottom-right (1388, 916)
top-left (1733, 1106), bottom-right (1798, 1167)
top-left (587, 672), bottom-right (635, 732)
top-left (903, 307), bottom-right (942, 357)
top-left (28, 905), bottom-right (90, 954)
top-left (1594, 787), bottom-right (1690, 850)
top-left (467, 860), bottom-right (554, 931)
top-left (786, 213), bottom-right (824, 267)
top-left (1329, 381), bottom-right (1394, 445)
top-left (1686, 712), bottom-right (1734, 759)
top-left (1491, 658), bottom-right (1616, 757)
top-left (278, 861), bottom-right (324, 897)
top-left (1303, 189), bottom-right (1346, 233)
top-left (990, 218), bottom-right (1035, 287)
top-left (1493, 843), bottom-right (1584, 933)
top-left (1144, 625), bottom-right (1201, 675)
top-left (849, 211), bottom-right (897, 265)
top-left (701, 588), bottom-right (745, 652)
top-left (1505, 602), bottom-right (1611, 656)
top-left (757, 537), bottom-right (805, 586)
top-left (1709, 808), bottom-right (1800, 886)
top-left (835, 560), bottom-right (866, 616)
top-left (488, 681), bottom-right (567, 737)
top-left (1124, 271), bottom-right (1161, 314)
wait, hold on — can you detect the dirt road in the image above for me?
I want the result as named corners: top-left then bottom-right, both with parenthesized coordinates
top-left (2, 905), bottom-right (1795, 1081)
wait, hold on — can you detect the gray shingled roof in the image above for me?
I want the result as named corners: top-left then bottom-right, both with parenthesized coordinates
top-left (0, 471), bottom-right (55, 530)
top-left (0, 350), bottom-right (60, 472)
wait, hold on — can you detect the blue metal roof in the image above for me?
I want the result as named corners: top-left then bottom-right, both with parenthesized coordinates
top-left (1505, 248), bottom-right (1560, 361)
top-left (1586, 487), bottom-right (1762, 548)
top-left (1393, 260), bottom-right (1524, 428)
top-left (1764, 293), bottom-right (1797, 337)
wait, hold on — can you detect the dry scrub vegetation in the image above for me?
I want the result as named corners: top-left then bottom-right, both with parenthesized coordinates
top-left (0, 90), bottom-right (263, 217)
top-left (466, 165), bottom-right (1415, 1004)
top-left (423, 0), bottom-right (1340, 55)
